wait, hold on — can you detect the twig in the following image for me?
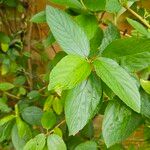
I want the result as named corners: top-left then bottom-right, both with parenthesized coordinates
top-left (5, 92), bottom-right (20, 100)
top-left (124, 5), bottom-right (150, 29)
top-left (46, 120), bottom-right (66, 136)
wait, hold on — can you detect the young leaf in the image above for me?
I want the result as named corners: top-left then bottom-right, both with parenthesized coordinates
top-left (75, 141), bottom-right (98, 150)
top-left (93, 57), bottom-right (141, 112)
top-left (127, 18), bottom-right (150, 37)
top-left (31, 11), bottom-right (46, 23)
top-left (140, 79), bottom-right (150, 94)
top-left (102, 99), bottom-right (142, 148)
top-left (47, 134), bottom-right (67, 150)
top-left (52, 97), bottom-right (63, 115)
top-left (102, 38), bottom-right (150, 59)
top-left (21, 106), bottom-right (43, 126)
top-left (46, 6), bottom-right (90, 57)
top-left (65, 73), bottom-right (102, 135)
top-left (48, 55), bottom-right (91, 91)
top-left (50, 0), bottom-right (82, 9)
top-left (23, 134), bottom-right (46, 150)
top-left (0, 82), bottom-right (14, 91)
top-left (41, 111), bottom-right (56, 130)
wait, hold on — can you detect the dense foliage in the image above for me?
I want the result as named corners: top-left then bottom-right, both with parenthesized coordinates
top-left (0, 0), bottom-right (150, 149)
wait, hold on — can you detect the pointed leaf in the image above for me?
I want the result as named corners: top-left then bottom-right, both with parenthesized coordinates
top-left (65, 74), bottom-right (102, 135)
top-left (140, 79), bottom-right (150, 94)
top-left (0, 82), bottom-right (14, 91)
top-left (102, 99), bottom-right (142, 148)
top-left (46, 6), bottom-right (90, 57)
top-left (94, 57), bottom-right (141, 112)
top-left (102, 38), bottom-right (150, 59)
top-left (48, 55), bottom-right (91, 91)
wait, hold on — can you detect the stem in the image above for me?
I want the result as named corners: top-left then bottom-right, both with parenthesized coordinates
top-left (46, 120), bottom-right (65, 136)
top-left (80, 0), bottom-right (87, 9)
top-left (124, 6), bottom-right (150, 29)
top-left (15, 104), bottom-right (19, 117)
top-left (4, 92), bottom-right (20, 100)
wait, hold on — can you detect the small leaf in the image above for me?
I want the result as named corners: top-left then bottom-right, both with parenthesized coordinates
top-left (41, 111), bottom-right (56, 130)
top-left (48, 55), bottom-right (91, 91)
top-left (94, 57), bottom-right (141, 112)
top-left (127, 18), bottom-right (150, 37)
top-left (52, 97), bottom-right (63, 115)
top-left (47, 134), bottom-right (67, 150)
top-left (43, 95), bottom-right (54, 111)
top-left (102, 99), bottom-right (142, 147)
top-left (0, 82), bottom-right (14, 91)
top-left (1, 43), bottom-right (9, 52)
top-left (140, 79), bottom-right (150, 94)
top-left (65, 73), bottom-right (102, 135)
top-left (31, 11), bottom-right (46, 23)
top-left (23, 134), bottom-right (46, 150)
top-left (21, 106), bottom-right (43, 125)
top-left (75, 141), bottom-right (98, 150)
top-left (46, 6), bottom-right (90, 57)
top-left (53, 128), bottom-right (63, 137)
top-left (0, 115), bottom-right (15, 126)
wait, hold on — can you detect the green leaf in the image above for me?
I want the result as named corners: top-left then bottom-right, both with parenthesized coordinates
top-left (65, 73), bottom-right (102, 135)
top-left (0, 32), bottom-right (10, 43)
top-left (100, 23), bottom-right (120, 54)
top-left (93, 57), bottom-right (141, 113)
top-left (102, 99), bottom-right (142, 148)
top-left (120, 52), bottom-right (150, 72)
top-left (1, 43), bottom-right (9, 52)
top-left (41, 111), bottom-right (56, 130)
top-left (52, 97), bottom-right (63, 115)
top-left (31, 11), bottom-right (46, 23)
top-left (105, 0), bottom-right (122, 13)
top-left (75, 141), bottom-right (98, 150)
top-left (141, 90), bottom-right (150, 119)
top-left (0, 82), bottom-right (14, 91)
top-left (0, 115), bottom-right (15, 126)
top-left (27, 90), bottom-right (40, 100)
top-left (43, 95), bottom-right (54, 111)
top-left (23, 134), bottom-right (46, 150)
top-left (75, 15), bottom-right (98, 40)
top-left (140, 79), bottom-right (150, 94)
top-left (83, 0), bottom-right (106, 11)
top-left (16, 117), bottom-right (32, 138)
top-left (46, 6), bottom-right (90, 57)
top-left (0, 101), bottom-right (11, 113)
top-left (127, 18), bottom-right (150, 37)
top-left (48, 55), bottom-right (91, 91)
top-left (47, 134), bottom-right (67, 150)
top-left (53, 128), bottom-right (63, 137)
top-left (43, 34), bottom-right (55, 48)
top-left (21, 106), bottom-right (43, 126)
top-left (50, 0), bottom-right (82, 9)
top-left (102, 38), bottom-right (150, 59)
top-left (0, 121), bottom-right (14, 142)
top-left (12, 125), bottom-right (30, 150)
